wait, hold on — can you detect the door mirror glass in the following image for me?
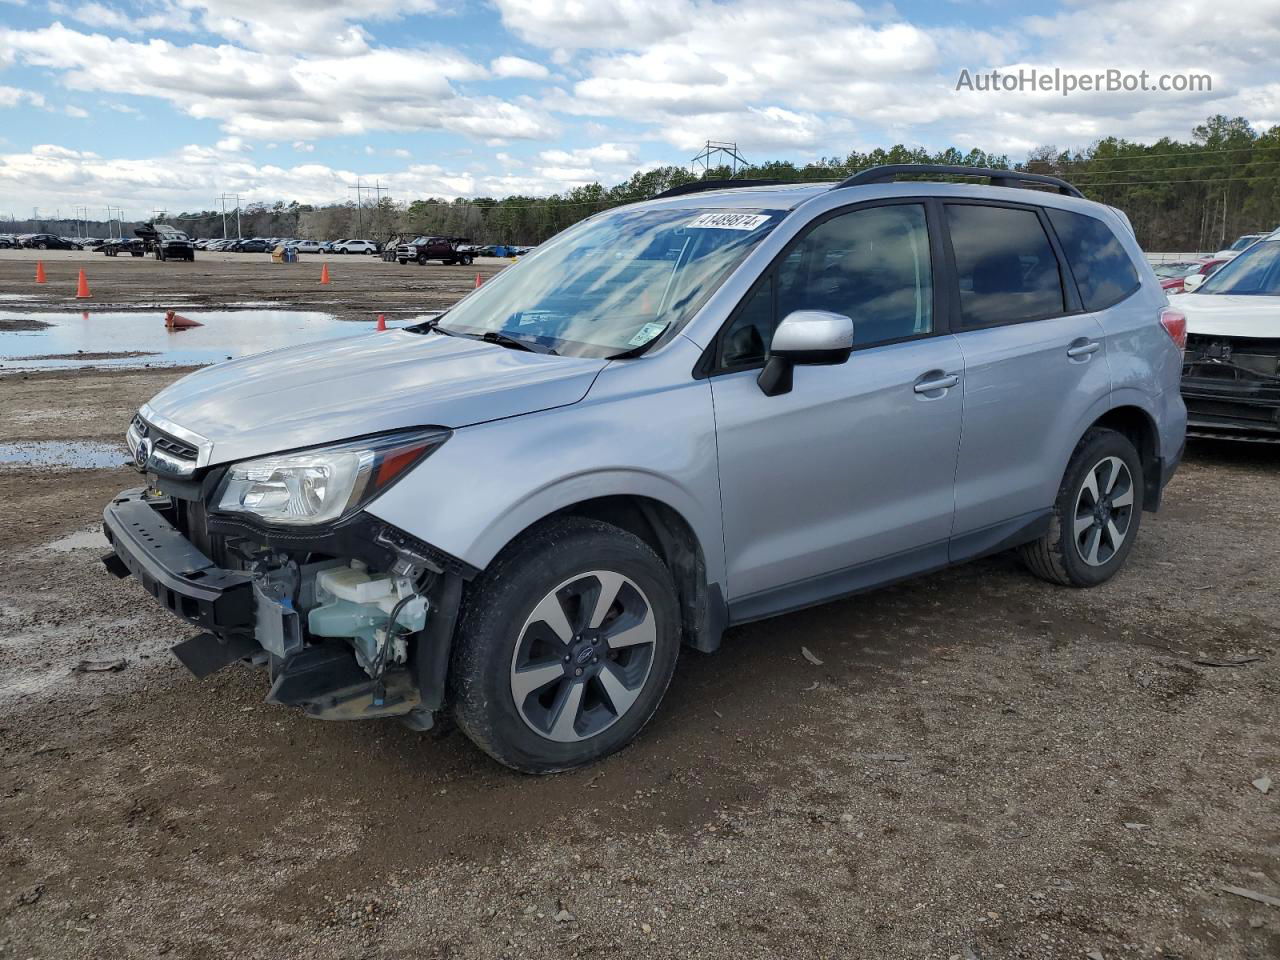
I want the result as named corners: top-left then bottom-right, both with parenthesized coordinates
top-left (758, 311), bottom-right (854, 397)
top-left (770, 310), bottom-right (854, 363)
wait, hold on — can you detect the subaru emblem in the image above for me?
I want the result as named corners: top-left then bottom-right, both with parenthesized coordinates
top-left (134, 438), bottom-right (152, 470)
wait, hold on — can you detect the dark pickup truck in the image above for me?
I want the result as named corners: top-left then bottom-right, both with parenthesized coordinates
top-left (395, 236), bottom-right (475, 266)
top-left (136, 223), bottom-right (196, 261)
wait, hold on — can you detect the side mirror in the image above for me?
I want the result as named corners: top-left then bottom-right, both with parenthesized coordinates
top-left (1182, 273), bottom-right (1206, 293)
top-left (758, 310), bottom-right (854, 396)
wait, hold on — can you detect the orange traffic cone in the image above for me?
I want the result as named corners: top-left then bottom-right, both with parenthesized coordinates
top-left (75, 269), bottom-right (91, 299)
top-left (376, 314), bottom-right (387, 332)
top-left (35, 261), bottom-right (47, 284)
top-left (320, 263), bottom-right (331, 285)
top-left (474, 273), bottom-right (483, 288)
top-left (165, 310), bottom-right (202, 329)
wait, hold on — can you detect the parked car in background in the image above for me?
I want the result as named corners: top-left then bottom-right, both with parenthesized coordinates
top-left (332, 238), bottom-right (378, 255)
top-left (102, 237), bottom-right (146, 257)
top-left (136, 223), bottom-right (196, 261)
top-left (0, 235), bottom-right (17, 249)
top-left (1179, 228), bottom-right (1280, 441)
top-left (81, 237), bottom-right (106, 249)
top-left (104, 165), bottom-right (1184, 773)
top-left (21, 233), bottom-right (79, 250)
top-left (231, 238), bottom-right (271, 253)
top-left (1155, 257), bottom-right (1229, 294)
top-left (396, 236), bottom-right (474, 265)
top-left (289, 239), bottom-right (324, 254)
top-left (1214, 233), bottom-right (1266, 260)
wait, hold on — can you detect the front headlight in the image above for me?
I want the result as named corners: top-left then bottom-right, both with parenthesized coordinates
top-left (214, 428), bottom-right (449, 527)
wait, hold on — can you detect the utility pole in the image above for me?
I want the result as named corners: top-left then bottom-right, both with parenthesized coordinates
top-left (690, 140), bottom-right (749, 177)
top-left (349, 179), bottom-right (366, 236)
top-left (218, 194), bottom-right (243, 238)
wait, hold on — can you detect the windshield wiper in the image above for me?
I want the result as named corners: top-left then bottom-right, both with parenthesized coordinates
top-left (478, 330), bottom-right (558, 355)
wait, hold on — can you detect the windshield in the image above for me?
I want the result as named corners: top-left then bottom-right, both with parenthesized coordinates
top-left (426, 206), bottom-right (785, 357)
top-left (1197, 239), bottom-right (1280, 296)
top-left (1229, 235), bottom-right (1261, 252)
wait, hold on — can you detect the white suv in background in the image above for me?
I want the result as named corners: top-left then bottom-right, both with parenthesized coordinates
top-left (332, 239), bottom-right (378, 255)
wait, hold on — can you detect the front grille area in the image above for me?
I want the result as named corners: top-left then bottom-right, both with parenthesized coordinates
top-left (132, 414), bottom-right (199, 462)
top-left (154, 434), bottom-right (198, 461)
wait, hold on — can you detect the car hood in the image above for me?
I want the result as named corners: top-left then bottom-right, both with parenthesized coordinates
top-left (143, 330), bottom-right (606, 465)
top-left (1179, 294), bottom-right (1280, 339)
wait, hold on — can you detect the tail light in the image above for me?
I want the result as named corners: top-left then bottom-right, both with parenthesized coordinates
top-left (1160, 307), bottom-right (1187, 351)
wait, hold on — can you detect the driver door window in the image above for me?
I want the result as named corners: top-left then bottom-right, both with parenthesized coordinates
top-left (718, 203), bottom-right (933, 368)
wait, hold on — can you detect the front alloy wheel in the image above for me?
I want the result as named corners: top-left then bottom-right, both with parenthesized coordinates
top-left (510, 571), bottom-right (658, 743)
top-left (450, 517), bottom-right (680, 773)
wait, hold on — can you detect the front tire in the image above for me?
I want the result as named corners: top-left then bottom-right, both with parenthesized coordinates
top-left (1020, 428), bottom-right (1144, 587)
top-left (450, 517), bottom-right (681, 773)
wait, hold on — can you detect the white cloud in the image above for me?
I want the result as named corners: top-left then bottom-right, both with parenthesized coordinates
top-left (490, 55), bottom-right (550, 79)
top-left (495, 0), bottom-right (690, 49)
top-left (0, 23), bottom-right (557, 143)
top-left (215, 135), bottom-right (251, 152)
top-left (0, 141), bottom-right (618, 212)
top-left (0, 85), bottom-right (48, 109)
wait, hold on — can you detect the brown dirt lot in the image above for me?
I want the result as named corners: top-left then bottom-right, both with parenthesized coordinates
top-left (0, 258), bottom-right (1277, 959)
top-left (0, 247), bottom-right (507, 321)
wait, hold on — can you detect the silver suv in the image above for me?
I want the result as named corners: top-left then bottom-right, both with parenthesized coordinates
top-left (104, 165), bottom-right (1187, 773)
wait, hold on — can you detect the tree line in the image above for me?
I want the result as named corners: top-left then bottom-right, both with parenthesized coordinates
top-left (6, 115), bottom-right (1276, 252)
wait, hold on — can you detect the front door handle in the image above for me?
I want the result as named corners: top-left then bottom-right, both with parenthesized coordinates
top-left (913, 373), bottom-right (959, 394)
top-left (1067, 340), bottom-right (1101, 359)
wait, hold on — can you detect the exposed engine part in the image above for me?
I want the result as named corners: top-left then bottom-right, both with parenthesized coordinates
top-left (306, 562), bottom-right (429, 677)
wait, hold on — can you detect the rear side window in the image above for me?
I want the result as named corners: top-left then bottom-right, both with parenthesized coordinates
top-left (946, 204), bottom-right (1065, 327)
top-left (1046, 208), bottom-right (1141, 311)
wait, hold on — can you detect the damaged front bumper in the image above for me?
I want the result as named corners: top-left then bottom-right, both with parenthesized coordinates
top-left (1181, 334), bottom-right (1280, 442)
top-left (102, 486), bottom-right (467, 725)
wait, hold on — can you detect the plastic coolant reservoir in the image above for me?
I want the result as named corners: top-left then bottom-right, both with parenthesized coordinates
top-left (307, 565), bottom-right (428, 671)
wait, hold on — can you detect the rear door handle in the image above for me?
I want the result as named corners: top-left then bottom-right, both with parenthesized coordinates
top-left (1067, 340), bottom-right (1101, 359)
top-left (914, 374), bottom-right (959, 394)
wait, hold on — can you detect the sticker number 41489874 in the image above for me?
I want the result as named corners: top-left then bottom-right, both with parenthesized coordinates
top-left (684, 213), bottom-right (770, 231)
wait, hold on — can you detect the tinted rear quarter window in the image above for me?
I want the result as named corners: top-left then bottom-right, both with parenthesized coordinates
top-left (946, 204), bottom-right (1065, 327)
top-left (1046, 208), bottom-right (1141, 311)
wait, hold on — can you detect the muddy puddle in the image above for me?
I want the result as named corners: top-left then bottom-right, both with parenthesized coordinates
top-left (0, 440), bottom-right (129, 469)
top-left (0, 309), bottom-right (394, 371)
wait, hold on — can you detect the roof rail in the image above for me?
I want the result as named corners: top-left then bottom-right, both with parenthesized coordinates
top-left (833, 164), bottom-right (1085, 199)
top-left (652, 178), bottom-right (796, 200)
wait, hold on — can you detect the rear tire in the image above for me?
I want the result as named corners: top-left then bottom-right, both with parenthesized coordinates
top-left (450, 517), bottom-right (681, 774)
top-left (1020, 427), bottom-right (1144, 587)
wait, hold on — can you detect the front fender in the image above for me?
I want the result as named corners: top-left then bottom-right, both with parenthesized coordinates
top-left (364, 349), bottom-right (724, 584)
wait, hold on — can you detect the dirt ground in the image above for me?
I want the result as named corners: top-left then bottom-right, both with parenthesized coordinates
top-left (0, 258), bottom-right (1277, 960)
top-left (0, 248), bottom-right (508, 322)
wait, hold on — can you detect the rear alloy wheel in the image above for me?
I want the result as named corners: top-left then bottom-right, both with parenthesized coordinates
top-left (1020, 427), bottom-right (1144, 587)
top-left (450, 517), bottom-right (680, 773)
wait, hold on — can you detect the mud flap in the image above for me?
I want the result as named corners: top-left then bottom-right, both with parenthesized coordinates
top-left (171, 632), bottom-right (261, 679)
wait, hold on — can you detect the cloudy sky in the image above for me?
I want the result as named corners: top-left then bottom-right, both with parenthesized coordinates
top-left (0, 0), bottom-right (1276, 219)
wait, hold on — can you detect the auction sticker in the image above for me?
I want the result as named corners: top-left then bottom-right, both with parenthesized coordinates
top-left (628, 321), bottom-right (669, 346)
top-left (685, 212), bottom-right (770, 231)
